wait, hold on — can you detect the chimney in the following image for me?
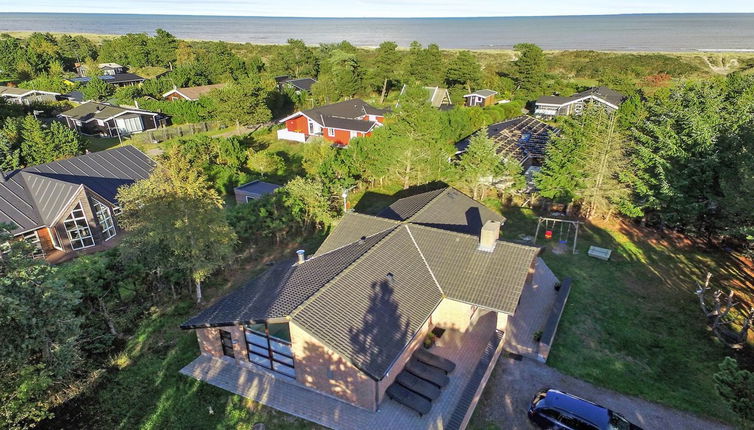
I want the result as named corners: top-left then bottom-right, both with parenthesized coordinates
top-left (478, 220), bottom-right (501, 252)
top-left (296, 249), bottom-right (306, 264)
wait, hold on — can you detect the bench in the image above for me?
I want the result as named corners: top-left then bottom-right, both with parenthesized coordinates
top-left (397, 371), bottom-right (442, 400)
top-left (386, 383), bottom-right (432, 416)
top-left (588, 246), bottom-right (612, 261)
top-left (405, 358), bottom-right (450, 388)
top-left (413, 348), bottom-right (456, 374)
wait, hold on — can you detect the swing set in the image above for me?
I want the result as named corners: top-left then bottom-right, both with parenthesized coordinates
top-left (533, 216), bottom-right (582, 254)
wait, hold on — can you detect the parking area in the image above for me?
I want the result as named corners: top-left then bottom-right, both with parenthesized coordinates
top-left (471, 355), bottom-right (731, 430)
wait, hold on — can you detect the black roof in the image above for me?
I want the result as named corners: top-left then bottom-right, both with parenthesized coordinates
top-left (302, 98), bottom-right (389, 121)
top-left (0, 146), bottom-right (154, 235)
top-left (456, 116), bottom-right (560, 165)
top-left (234, 180), bottom-right (281, 196)
top-left (284, 77), bottom-right (317, 91)
top-left (536, 86), bottom-right (626, 108)
top-left (182, 187), bottom-right (540, 381)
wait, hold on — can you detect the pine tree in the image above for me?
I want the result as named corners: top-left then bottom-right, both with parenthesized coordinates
top-left (81, 76), bottom-right (113, 102)
top-left (445, 51), bottom-right (482, 92)
top-left (20, 115), bottom-right (53, 166)
top-left (713, 357), bottom-right (754, 428)
top-left (513, 43), bottom-right (546, 95)
top-left (373, 41), bottom-right (400, 103)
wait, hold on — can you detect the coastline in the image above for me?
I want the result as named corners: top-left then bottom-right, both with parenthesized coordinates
top-left (6, 30), bottom-right (754, 57)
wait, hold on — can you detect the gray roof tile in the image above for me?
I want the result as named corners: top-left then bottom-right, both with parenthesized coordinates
top-left (316, 212), bottom-right (399, 255)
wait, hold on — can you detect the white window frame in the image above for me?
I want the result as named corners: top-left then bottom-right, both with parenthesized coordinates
top-left (350, 130), bottom-right (358, 139)
top-left (93, 199), bottom-right (117, 241)
top-left (64, 203), bottom-right (95, 250)
top-left (328, 127), bottom-right (335, 137)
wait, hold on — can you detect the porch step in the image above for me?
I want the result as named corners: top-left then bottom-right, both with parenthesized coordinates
top-left (386, 383), bottom-right (432, 416)
top-left (413, 347), bottom-right (456, 374)
top-left (405, 358), bottom-right (450, 388)
top-left (396, 371), bottom-right (442, 400)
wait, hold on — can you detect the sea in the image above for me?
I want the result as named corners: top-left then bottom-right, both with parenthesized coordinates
top-left (2, 13), bottom-right (754, 51)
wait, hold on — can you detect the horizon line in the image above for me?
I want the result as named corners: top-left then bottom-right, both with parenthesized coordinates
top-left (2, 11), bottom-right (754, 19)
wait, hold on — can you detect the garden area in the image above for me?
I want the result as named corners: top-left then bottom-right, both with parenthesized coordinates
top-left (467, 205), bottom-right (754, 427)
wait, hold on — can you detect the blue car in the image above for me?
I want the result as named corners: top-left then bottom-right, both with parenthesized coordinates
top-left (528, 389), bottom-right (643, 430)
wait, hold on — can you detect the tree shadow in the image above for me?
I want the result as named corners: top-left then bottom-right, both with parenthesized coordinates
top-left (348, 277), bottom-right (411, 380)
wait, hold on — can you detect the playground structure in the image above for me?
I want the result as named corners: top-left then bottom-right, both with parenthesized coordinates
top-left (533, 216), bottom-right (582, 254)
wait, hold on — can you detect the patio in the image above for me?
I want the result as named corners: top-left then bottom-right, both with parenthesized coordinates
top-left (503, 258), bottom-right (560, 360)
top-left (180, 310), bottom-right (505, 430)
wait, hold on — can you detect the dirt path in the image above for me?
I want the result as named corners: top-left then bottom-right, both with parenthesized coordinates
top-left (472, 356), bottom-right (731, 430)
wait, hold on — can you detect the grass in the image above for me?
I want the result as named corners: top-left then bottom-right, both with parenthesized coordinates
top-left (50, 240), bottom-right (326, 430)
top-left (489, 206), bottom-right (752, 424)
top-left (87, 136), bottom-right (121, 152)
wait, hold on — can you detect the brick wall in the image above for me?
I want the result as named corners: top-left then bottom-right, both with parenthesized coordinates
top-left (196, 327), bottom-right (224, 358)
top-left (432, 298), bottom-right (477, 333)
top-left (289, 321), bottom-right (378, 411)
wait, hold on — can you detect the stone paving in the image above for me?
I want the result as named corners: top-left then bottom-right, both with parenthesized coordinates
top-left (181, 311), bottom-right (502, 430)
top-left (503, 258), bottom-right (559, 359)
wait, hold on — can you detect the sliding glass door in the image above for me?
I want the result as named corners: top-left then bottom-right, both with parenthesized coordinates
top-left (244, 322), bottom-right (295, 378)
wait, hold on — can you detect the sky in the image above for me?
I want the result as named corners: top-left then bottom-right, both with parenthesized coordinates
top-left (4, 0), bottom-right (754, 18)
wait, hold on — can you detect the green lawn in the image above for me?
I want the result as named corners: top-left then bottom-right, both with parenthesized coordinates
top-left (87, 136), bottom-right (121, 152)
top-left (492, 206), bottom-right (751, 424)
top-left (52, 238), bottom-right (327, 430)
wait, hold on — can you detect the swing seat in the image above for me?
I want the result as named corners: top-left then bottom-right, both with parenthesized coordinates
top-left (544, 230), bottom-right (553, 239)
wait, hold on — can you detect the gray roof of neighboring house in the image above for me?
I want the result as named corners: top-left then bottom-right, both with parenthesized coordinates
top-left (234, 180), bottom-right (281, 196)
top-left (536, 86), bottom-right (626, 108)
top-left (0, 145), bottom-right (154, 235)
top-left (465, 89), bottom-right (497, 98)
top-left (302, 98), bottom-right (389, 121)
top-left (284, 77), bottom-right (317, 91)
top-left (0, 86), bottom-right (60, 97)
top-left (66, 73), bottom-right (145, 86)
top-left (455, 116), bottom-right (560, 164)
top-left (377, 187), bottom-right (505, 234)
top-left (320, 115), bottom-right (376, 132)
top-left (59, 101), bottom-right (160, 122)
top-left (181, 186), bottom-right (540, 380)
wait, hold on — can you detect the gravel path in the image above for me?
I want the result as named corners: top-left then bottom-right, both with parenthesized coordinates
top-left (471, 355), bottom-right (731, 430)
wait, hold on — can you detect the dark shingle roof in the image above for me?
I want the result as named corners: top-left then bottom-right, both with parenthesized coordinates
top-left (66, 73), bottom-right (145, 86)
top-left (536, 86), bottom-right (626, 108)
top-left (316, 212), bottom-right (399, 255)
top-left (59, 101), bottom-right (160, 122)
top-left (0, 146), bottom-right (154, 234)
top-left (180, 229), bottom-right (394, 329)
top-left (455, 116), bottom-right (560, 165)
top-left (284, 78), bottom-right (317, 91)
top-left (378, 187), bottom-right (504, 234)
top-left (321, 115), bottom-right (376, 132)
top-left (292, 226), bottom-right (443, 379)
top-left (234, 180), bottom-right (281, 196)
top-left (182, 186), bottom-right (539, 380)
top-left (302, 98), bottom-right (389, 121)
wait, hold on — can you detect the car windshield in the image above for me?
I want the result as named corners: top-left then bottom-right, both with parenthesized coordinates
top-left (608, 412), bottom-right (631, 430)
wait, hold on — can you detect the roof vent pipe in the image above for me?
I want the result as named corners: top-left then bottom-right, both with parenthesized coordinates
top-left (296, 249), bottom-right (306, 264)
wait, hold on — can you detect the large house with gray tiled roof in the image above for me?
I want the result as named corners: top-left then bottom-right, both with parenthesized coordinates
top-left (534, 86), bottom-right (626, 119)
top-left (0, 146), bottom-right (154, 260)
top-left (181, 187), bottom-right (544, 423)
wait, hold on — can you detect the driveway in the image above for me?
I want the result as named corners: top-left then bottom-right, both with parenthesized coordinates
top-left (471, 355), bottom-right (731, 430)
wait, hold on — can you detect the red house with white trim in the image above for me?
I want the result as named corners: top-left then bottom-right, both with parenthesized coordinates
top-left (277, 99), bottom-right (388, 146)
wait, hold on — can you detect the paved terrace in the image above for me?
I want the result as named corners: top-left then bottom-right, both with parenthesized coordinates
top-left (503, 258), bottom-right (559, 360)
top-left (181, 311), bottom-right (505, 430)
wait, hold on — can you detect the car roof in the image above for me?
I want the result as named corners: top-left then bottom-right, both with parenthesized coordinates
top-left (539, 389), bottom-right (610, 427)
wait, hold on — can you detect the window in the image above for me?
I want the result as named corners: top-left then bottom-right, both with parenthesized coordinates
top-left (244, 322), bottom-right (295, 378)
top-left (93, 199), bottom-right (116, 240)
top-left (112, 207), bottom-right (122, 216)
top-left (350, 130), bottom-right (357, 139)
top-left (328, 128), bottom-right (335, 137)
top-left (64, 203), bottom-right (95, 250)
top-left (22, 230), bottom-right (44, 258)
top-left (115, 115), bottom-right (144, 134)
top-left (219, 330), bottom-right (235, 358)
